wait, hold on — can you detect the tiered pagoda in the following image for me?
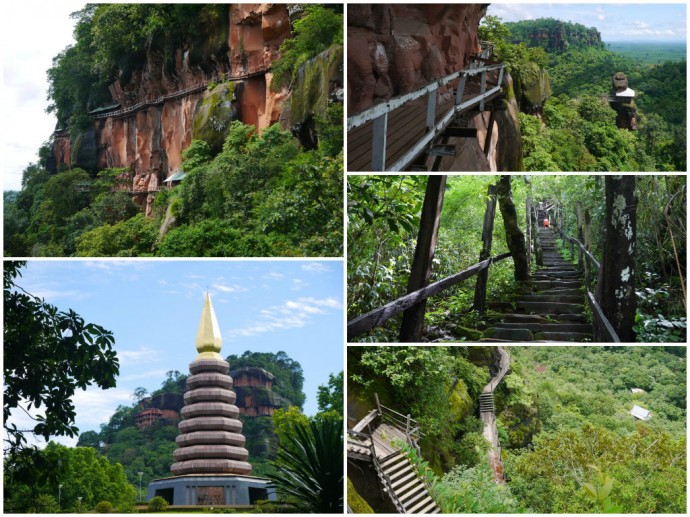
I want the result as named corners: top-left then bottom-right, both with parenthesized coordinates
top-left (147, 294), bottom-right (275, 506)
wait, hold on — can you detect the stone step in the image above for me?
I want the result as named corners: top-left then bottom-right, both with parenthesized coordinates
top-left (493, 322), bottom-right (592, 333)
top-left (535, 288), bottom-right (583, 296)
top-left (533, 270), bottom-right (582, 278)
top-left (516, 301), bottom-right (584, 314)
top-left (530, 280), bottom-right (582, 289)
top-left (534, 331), bottom-right (592, 342)
top-left (519, 294), bottom-right (583, 303)
top-left (482, 327), bottom-right (534, 341)
top-left (500, 313), bottom-right (587, 324)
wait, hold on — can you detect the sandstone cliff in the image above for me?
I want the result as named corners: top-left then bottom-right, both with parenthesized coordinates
top-left (53, 4), bottom-right (342, 215)
top-left (348, 4), bottom-right (523, 172)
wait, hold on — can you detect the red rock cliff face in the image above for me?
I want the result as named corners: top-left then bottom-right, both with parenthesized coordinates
top-left (87, 4), bottom-right (291, 214)
top-left (348, 4), bottom-right (488, 114)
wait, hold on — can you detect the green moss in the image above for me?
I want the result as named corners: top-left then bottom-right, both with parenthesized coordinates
top-left (448, 379), bottom-right (473, 423)
top-left (347, 478), bottom-right (374, 513)
top-left (192, 82), bottom-right (237, 154)
top-left (289, 45), bottom-right (343, 125)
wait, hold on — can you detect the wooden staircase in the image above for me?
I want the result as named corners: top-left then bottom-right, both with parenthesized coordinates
top-left (479, 392), bottom-right (495, 413)
top-left (378, 452), bottom-right (440, 514)
top-left (482, 228), bottom-right (592, 342)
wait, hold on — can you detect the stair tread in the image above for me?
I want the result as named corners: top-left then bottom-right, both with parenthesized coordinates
top-left (391, 470), bottom-right (418, 489)
top-left (409, 495), bottom-right (436, 513)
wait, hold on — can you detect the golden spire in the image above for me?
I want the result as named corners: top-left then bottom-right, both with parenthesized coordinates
top-left (195, 293), bottom-right (222, 358)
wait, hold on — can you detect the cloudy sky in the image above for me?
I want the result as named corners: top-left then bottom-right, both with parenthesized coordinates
top-left (5, 259), bottom-right (344, 447)
top-left (488, 3), bottom-right (687, 42)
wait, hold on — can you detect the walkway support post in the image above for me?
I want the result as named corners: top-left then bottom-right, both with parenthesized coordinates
top-left (595, 176), bottom-right (637, 342)
top-left (399, 175), bottom-right (447, 342)
top-left (576, 202), bottom-right (584, 270)
top-left (473, 184), bottom-right (498, 313)
top-left (372, 113), bottom-right (388, 171)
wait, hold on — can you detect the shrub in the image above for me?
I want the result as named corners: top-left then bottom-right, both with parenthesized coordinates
top-left (94, 500), bottom-right (114, 513)
top-left (148, 496), bottom-right (168, 512)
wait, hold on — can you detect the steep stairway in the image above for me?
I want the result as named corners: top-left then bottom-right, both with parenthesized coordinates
top-left (377, 452), bottom-right (440, 514)
top-left (482, 228), bottom-right (592, 342)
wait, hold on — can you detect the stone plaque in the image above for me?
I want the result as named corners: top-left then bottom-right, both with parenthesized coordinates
top-left (197, 486), bottom-right (225, 505)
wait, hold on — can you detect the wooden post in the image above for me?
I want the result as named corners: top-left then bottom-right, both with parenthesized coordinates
top-left (455, 75), bottom-right (467, 106)
top-left (576, 202), bottom-right (584, 270)
top-left (484, 108), bottom-right (497, 156)
top-left (426, 87), bottom-right (437, 130)
top-left (372, 112), bottom-right (388, 171)
top-left (480, 70), bottom-right (487, 111)
top-left (399, 175), bottom-right (447, 342)
top-left (374, 393), bottom-right (382, 416)
top-left (525, 197), bottom-right (532, 265)
top-left (473, 184), bottom-right (498, 313)
top-left (405, 414), bottom-right (411, 437)
top-left (584, 209), bottom-right (592, 289)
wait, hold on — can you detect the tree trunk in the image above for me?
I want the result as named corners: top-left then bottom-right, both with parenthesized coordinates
top-left (596, 176), bottom-right (637, 342)
top-left (496, 176), bottom-right (529, 281)
top-left (399, 175), bottom-right (447, 342)
top-left (473, 184), bottom-right (498, 313)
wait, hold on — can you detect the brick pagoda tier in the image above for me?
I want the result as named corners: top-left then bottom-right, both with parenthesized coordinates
top-left (147, 294), bottom-right (275, 507)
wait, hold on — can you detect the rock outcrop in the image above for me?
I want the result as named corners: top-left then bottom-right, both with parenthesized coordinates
top-left (348, 4), bottom-right (523, 172)
top-left (348, 4), bottom-right (488, 114)
top-left (53, 4), bottom-right (294, 215)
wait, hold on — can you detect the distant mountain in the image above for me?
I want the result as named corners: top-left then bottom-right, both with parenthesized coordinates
top-left (506, 18), bottom-right (603, 51)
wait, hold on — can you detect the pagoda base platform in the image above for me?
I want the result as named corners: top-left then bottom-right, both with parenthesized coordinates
top-left (146, 474), bottom-right (276, 506)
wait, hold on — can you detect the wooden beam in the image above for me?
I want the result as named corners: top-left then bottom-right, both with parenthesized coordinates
top-left (587, 290), bottom-right (621, 342)
top-left (371, 112), bottom-right (388, 171)
top-left (347, 253), bottom-right (511, 340)
top-left (399, 176), bottom-right (447, 342)
top-left (444, 126), bottom-right (478, 138)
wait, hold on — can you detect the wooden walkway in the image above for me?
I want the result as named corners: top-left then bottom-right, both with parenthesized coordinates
top-left (347, 67), bottom-right (504, 171)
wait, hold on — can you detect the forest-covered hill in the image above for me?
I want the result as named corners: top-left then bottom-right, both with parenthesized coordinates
top-left (348, 346), bottom-right (686, 513)
top-left (480, 17), bottom-right (686, 171)
top-left (3, 4), bottom-right (343, 257)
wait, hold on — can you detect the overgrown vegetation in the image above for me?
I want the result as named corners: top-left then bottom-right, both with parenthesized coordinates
top-left (348, 346), bottom-right (686, 513)
top-left (347, 175), bottom-right (686, 342)
top-left (480, 16), bottom-right (686, 171)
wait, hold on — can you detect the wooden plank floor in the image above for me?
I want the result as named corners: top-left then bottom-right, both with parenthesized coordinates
top-left (347, 78), bottom-right (501, 172)
top-left (371, 423), bottom-right (408, 460)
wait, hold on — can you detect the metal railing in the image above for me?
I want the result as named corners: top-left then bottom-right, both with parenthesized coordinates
top-left (347, 252), bottom-right (511, 340)
top-left (347, 61), bottom-right (506, 171)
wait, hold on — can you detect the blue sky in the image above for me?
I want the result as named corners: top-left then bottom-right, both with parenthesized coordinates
top-left (488, 3), bottom-right (687, 42)
top-left (5, 259), bottom-right (344, 447)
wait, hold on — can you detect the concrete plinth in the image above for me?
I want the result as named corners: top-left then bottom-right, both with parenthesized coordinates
top-left (147, 474), bottom-right (276, 506)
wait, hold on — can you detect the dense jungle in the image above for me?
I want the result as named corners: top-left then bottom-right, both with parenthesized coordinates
top-left (347, 174), bottom-right (686, 342)
top-left (347, 345), bottom-right (686, 513)
top-left (481, 17), bottom-right (686, 171)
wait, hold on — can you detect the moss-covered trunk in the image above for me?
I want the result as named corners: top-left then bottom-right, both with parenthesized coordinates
top-left (497, 175), bottom-right (529, 281)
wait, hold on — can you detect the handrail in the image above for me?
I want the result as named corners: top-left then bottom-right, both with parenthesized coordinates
top-left (91, 68), bottom-right (268, 120)
top-left (347, 252), bottom-right (511, 340)
top-left (554, 224), bottom-right (621, 342)
top-left (347, 63), bottom-right (505, 130)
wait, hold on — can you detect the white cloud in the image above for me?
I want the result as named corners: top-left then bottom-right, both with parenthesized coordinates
top-left (301, 263), bottom-right (330, 273)
top-left (263, 272), bottom-right (285, 280)
top-left (291, 279), bottom-right (307, 291)
top-left (119, 369), bottom-right (169, 382)
top-left (227, 297), bottom-right (342, 338)
top-left (212, 283), bottom-right (247, 293)
top-left (117, 345), bottom-right (160, 365)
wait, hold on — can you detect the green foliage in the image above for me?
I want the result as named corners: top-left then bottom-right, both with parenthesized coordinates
top-left (268, 418), bottom-right (343, 512)
top-left (272, 5), bottom-right (343, 89)
top-left (346, 477), bottom-right (374, 513)
top-left (317, 371), bottom-right (343, 415)
top-left (582, 466), bottom-right (623, 513)
top-left (94, 500), bottom-right (114, 513)
top-left (148, 496), bottom-right (168, 512)
top-left (76, 213), bottom-right (157, 257)
top-left (3, 443), bottom-right (136, 513)
top-left (3, 262), bottom-right (119, 453)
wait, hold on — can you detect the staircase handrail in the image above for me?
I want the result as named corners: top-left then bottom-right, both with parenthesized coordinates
top-left (348, 252), bottom-right (511, 340)
top-left (554, 225), bottom-right (621, 343)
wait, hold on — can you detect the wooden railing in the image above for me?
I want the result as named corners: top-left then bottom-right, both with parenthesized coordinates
top-left (347, 252), bottom-right (511, 340)
top-left (347, 61), bottom-right (506, 171)
top-left (555, 225), bottom-right (621, 343)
